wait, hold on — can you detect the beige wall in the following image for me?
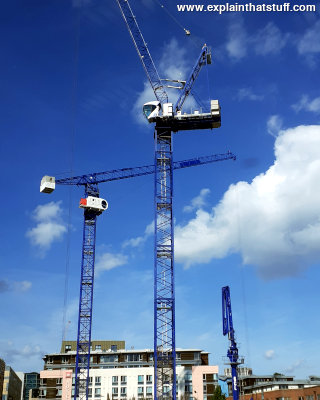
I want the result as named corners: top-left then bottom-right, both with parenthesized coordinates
top-left (40, 370), bottom-right (72, 400)
top-left (192, 365), bottom-right (219, 399)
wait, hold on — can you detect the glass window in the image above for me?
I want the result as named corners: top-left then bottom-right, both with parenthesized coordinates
top-left (95, 345), bottom-right (101, 350)
top-left (100, 355), bottom-right (118, 363)
top-left (146, 387), bottom-right (152, 394)
top-left (56, 378), bottom-right (62, 384)
top-left (95, 376), bottom-right (101, 385)
top-left (121, 376), bottom-right (127, 384)
top-left (127, 354), bottom-right (141, 362)
top-left (138, 387), bottom-right (144, 395)
top-left (112, 388), bottom-right (118, 395)
top-left (146, 375), bottom-right (152, 384)
top-left (120, 387), bottom-right (127, 396)
top-left (111, 345), bottom-right (118, 352)
top-left (95, 388), bottom-right (101, 397)
top-left (138, 375), bottom-right (144, 384)
top-left (88, 388), bottom-right (92, 397)
top-left (57, 389), bottom-right (62, 397)
top-left (112, 376), bottom-right (118, 385)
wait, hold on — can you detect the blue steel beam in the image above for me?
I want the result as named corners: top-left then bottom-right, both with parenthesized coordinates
top-left (154, 129), bottom-right (176, 400)
top-left (222, 286), bottom-right (240, 400)
top-left (74, 184), bottom-right (100, 400)
top-left (174, 45), bottom-right (211, 113)
top-left (55, 152), bottom-right (236, 187)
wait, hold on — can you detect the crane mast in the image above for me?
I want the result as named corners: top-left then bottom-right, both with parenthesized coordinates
top-left (116, 1), bottom-right (222, 399)
top-left (222, 286), bottom-right (241, 400)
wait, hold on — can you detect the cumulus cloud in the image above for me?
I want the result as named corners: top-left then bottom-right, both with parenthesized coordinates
top-left (267, 115), bottom-right (283, 137)
top-left (0, 280), bottom-right (32, 293)
top-left (1, 342), bottom-right (43, 364)
top-left (183, 189), bottom-right (210, 213)
top-left (265, 349), bottom-right (275, 360)
top-left (292, 95), bottom-right (320, 114)
top-left (226, 20), bottom-right (247, 60)
top-left (297, 20), bottom-right (320, 56)
top-left (133, 38), bottom-right (197, 124)
top-left (123, 221), bottom-right (154, 248)
top-left (252, 22), bottom-right (290, 56)
top-left (95, 252), bottom-right (128, 274)
top-left (236, 88), bottom-right (264, 102)
top-left (175, 125), bottom-right (320, 280)
top-left (226, 21), bottom-right (289, 60)
top-left (26, 201), bottom-right (67, 254)
top-left (285, 359), bottom-right (305, 373)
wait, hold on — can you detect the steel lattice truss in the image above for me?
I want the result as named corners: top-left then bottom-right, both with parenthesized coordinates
top-left (154, 130), bottom-right (176, 400)
top-left (74, 206), bottom-right (97, 400)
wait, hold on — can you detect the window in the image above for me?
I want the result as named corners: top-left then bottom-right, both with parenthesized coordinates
top-left (100, 355), bottom-right (118, 363)
top-left (185, 373), bottom-right (192, 382)
top-left (127, 354), bottom-right (141, 362)
top-left (89, 377), bottom-right (93, 385)
top-left (120, 387), bottom-right (127, 396)
top-left (47, 357), bottom-right (53, 364)
top-left (88, 388), bottom-right (92, 398)
top-left (176, 353), bottom-right (181, 360)
top-left (39, 389), bottom-right (46, 397)
top-left (65, 345), bottom-right (72, 352)
top-left (138, 387), bottom-right (144, 396)
top-left (112, 388), bottom-right (118, 395)
top-left (62, 356), bottom-right (68, 364)
top-left (56, 378), bottom-right (62, 385)
top-left (56, 389), bottom-right (62, 397)
top-left (146, 387), bottom-right (152, 395)
top-left (299, 397), bottom-right (304, 400)
top-left (146, 375), bottom-right (152, 384)
top-left (138, 375), bottom-right (144, 384)
top-left (121, 376), bottom-right (127, 384)
top-left (185, 384), bottom-right (192, 394)
top-left (72, 377), bottom-right (75, 385)
top-left (149, 354), bottom-right (154, 361)
top-left (112, 376), bottom-right (118, 385)
top-left (111, 345), bottom-right (118, 352)
top-left (95, 345), bottom-right (101, 350)
top-left (95, 388), bottom-right (101, 397)
top-left (306, 396), bottom-right (314, 400)
top-left (72, 389), bottom-right (75, 396)
top-left (95, 377), bottom-right (101, 385)
top-left (194, 352), bottom-right (200, 360)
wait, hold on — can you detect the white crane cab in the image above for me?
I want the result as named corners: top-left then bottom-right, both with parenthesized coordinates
top-left (40, 176), bottom-right (55, 193)
top-left (143, 101), bottom-right (161, 120)
top-left (79, 196), bottom-right (108, 214)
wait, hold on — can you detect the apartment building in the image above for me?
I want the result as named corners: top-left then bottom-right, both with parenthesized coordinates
top-left (40, 341), bottom-right (219, 400)
top-left (2, 366), bottom-right (23, 400)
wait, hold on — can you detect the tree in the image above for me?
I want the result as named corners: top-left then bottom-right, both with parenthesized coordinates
top-left (212, 385), bottom-right (227, 400)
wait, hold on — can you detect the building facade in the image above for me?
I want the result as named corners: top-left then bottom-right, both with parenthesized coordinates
top-left (40, 341), bottom-right (219, 400)
top-left (23, 373), bottom-right (40, 400)
top-left (0, 359), bottom-right (5, 398)
top-left (2, 366), bottom-right (23, 400)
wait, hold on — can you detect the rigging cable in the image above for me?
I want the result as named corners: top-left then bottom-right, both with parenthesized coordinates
top-left (61, 0), bottom-right (82, 347)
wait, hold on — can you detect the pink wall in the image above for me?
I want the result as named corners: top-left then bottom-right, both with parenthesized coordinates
top-left (192, 365), bottom-right (219, 399)
top-left (40, 370), bottom-right (73, 400)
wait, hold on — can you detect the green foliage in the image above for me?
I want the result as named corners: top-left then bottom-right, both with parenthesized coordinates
top-left (212, 385), bottom-right (227, 400)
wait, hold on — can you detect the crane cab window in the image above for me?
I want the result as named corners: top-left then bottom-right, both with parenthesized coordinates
top-left (143, 104), bottom-right (157, 118)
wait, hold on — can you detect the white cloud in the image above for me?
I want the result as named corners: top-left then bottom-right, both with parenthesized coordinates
top-left (175, 125), bottom-right (320, 280)
top-left (0, 280), bottom-right (32, 293)
top-left (183, 188), bottom-right (210, 212)
top-left (252, 22), bottom-right (290, 56)
top-left (26, 201), bottom-right (67, 254)
top-left (292, 95), bottom-right (320, 114)
top-left (95, 252), bottom-right (128, 274)
top-left (285, 359), bottom-right (305, 373)
top-left (226, 20), bottom-right (247, 60)
top-left (236, 88), bottom-right (264, 102)
top-left (122, 221), bottom-right (154, 248)
top-left (226, 21), bottom-right (289, 60)
top-left (265, 349), bottom-right (275, 360)
top-left (133, 39), bottom-right (197, 124)
top-left (267, 115), bottom-right (283, 137)
top-left (297, 20), bottom-right (320, 55)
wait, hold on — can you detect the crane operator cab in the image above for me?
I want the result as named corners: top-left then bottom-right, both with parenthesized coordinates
top-left (143, 101), bottom-right (161, 121)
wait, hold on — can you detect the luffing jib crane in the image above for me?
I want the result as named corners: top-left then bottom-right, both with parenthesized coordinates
top-left (40, 152), bottom-right (235, 400)
top-left (222, 286), bottom-right (242, 400)
top-left (116, 0), bottom-right (222, 399)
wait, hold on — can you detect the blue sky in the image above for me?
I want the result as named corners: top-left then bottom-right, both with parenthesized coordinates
top-left (1, 0), bottom-right (320, 379)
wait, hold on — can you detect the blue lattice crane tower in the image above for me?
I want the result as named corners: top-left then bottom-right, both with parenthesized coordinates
top-left (222, 286), bottom-right (243, 400)
top-left (116, 1), bottom-right (222, 398)
top-left (40, 152), bottom-right (235, 400)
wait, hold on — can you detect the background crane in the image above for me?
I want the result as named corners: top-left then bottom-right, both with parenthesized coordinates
top-left (40, 152), bottom-right (235, 400)
top-left (222, 286), bottom-right (243, 400)
top-left (116, 1), bottom-right (222, 398)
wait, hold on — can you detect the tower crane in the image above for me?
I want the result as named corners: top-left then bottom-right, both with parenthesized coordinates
top-left (222, 286), bottom-right (243, 400)
top-left (116, 1), bottom-right (222, 398)
top-left (40, 152), bottom-right (235, 400)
